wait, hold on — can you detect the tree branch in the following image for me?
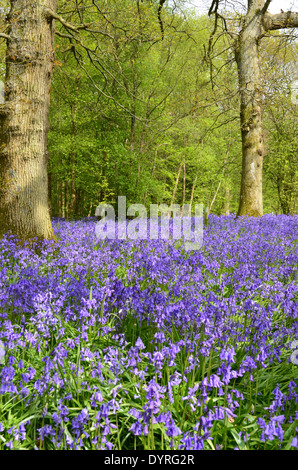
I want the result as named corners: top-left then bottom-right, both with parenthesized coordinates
top-left (0, 33), bottom-right (10, 40)
top-left (208, 0), bottom-right (219, 17)
top-left (263, 11), bottom-right (298, 31)
top-left (261, 0), bottom-right (271, 15)
top-left (44, 8), bottom-right (91, 31)
top-left (45, 7), bottom-right (114, 39)
top-left (158, 0), bottom-right (166, 39)
top-left (55, 30), bottom-right (75, 40)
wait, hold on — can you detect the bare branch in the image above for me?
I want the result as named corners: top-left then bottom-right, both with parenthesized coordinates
top-left (158, 0), bottom-right (166, 39)
top-left (263, 11), bottom-right (298, 31)
top-left (55, 30), bottom-right (74, 40)
top-left (44, 8), bottom-right (90, 31)
top-left (208, 0), bottom-right (219, 17)
top-left (261, 0), bottom-right (272, 15)
top-left (0, 33), bottom-right (10, 40)
top-left (44, 7), bottom-right (113, 38)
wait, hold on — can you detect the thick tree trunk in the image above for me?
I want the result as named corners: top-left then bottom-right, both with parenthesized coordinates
top-left (235, 1), bottom-right (298, 217)
top-left (0, 0), bottom-right (57, 242)
top-left (235, 1), bottom-right (264, 217)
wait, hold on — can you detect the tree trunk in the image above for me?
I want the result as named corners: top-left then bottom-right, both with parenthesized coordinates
top-left (168, 162), bottom-right (183, 217)
top-left (234, 1), bottom-right (298, 217)
top-left (209, 180), bottom-right (222, 214)
top-left (61, 181), bottom-right (65, 219)
top-left (188, 174), bottom-right (197, 216)
top-left (235, 1), bottom-right (264, 217)
top-left (181, 160), bottom-right (186, 216)
top-left (0, 0), bottom-right (57, 242)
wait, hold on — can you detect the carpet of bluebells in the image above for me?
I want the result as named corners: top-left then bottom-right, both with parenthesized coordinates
top-left (0, 215), bottom-right (297, 450)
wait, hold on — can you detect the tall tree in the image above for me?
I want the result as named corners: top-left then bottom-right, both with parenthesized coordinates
top-left (0, 0), bottom-right (188, 240)
top-left (208, 0), bottom-right (298, 216)
top-left (0, 0), bottom-right (59, 242)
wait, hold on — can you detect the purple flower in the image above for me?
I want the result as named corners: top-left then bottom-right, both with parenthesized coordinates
top-left (291, 437), bottom-right (298, 448)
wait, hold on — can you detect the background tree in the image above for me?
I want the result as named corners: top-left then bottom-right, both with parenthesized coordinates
top-left (208, 0), bottom-right (298, 216)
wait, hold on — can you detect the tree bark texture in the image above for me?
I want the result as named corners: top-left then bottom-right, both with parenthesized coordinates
top-left (236, 0), bottom-right (265, 217)
top-left (0, 0), bottom-right (57, 242)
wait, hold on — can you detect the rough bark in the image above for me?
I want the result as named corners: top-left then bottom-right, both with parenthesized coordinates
top-left (235, 1), bottom-right (265, 217)
top-left (263, 11), bottom-right (298, 31)
top-left (0, 0), bottom-right (57, 242)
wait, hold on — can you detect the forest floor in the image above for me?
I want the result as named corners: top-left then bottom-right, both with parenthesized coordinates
top-left (0, 215), bottom-right (297, 450)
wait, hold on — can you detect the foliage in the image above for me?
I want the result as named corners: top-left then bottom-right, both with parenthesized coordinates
top-left (0, 216), bottom-right (297, 450)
